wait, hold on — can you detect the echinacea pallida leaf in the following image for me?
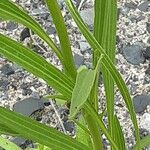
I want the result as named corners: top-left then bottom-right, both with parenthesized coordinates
top-left (0, 34), bottom-right (74, 99)
top-left (65, 0), bottom-right (140, 147)
top-left (69, 54), bottom-right (103, 118)
top-left (0, 0), bottom-right (63, 62)
top-left (0, 107), bottom-right (89, 150)
top-left (0, 136), bottom-right (22, 150)
top-left (112, 115), bottom-right (126, 150)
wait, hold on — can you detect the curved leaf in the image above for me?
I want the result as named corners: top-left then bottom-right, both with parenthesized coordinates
top-left (0, 107), bottom-right (89, 150)
top-left (0, 34), bottom-right (74, 99)
top-left (0, 0), bottom-right (63, 62)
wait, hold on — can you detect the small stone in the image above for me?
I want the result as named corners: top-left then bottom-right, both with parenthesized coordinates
top-left (123, 45), bottom-right (145, 65)
top-left (63, 121), bottom-right (74, 133)
top-left (146, 22), bottom-right (150, 33)
top-left (13, 97), bottom-right (44, 116)
top-left (140, 113), bottom-right (150, 132)
top-left (133, 95), bottom-right (150, 113)
top-left (0, 78), bottom-right (9, 90)
top-left (138, 1), bottom-right (150, 12)
top-left (1, 64), bottom-right (15, 75)
top-left (79, 41), bottom-right (90, 54)
top-left (46, 26), bottom-right (56, 35)
top-left (6, 21), bottom-right (18, 31)
top-left (74, 53), bottom-right (84, 68)
top-left (11, 137), bottom-right (26, 147)
top-left (145, 64), bottom-right (150, 75)
top-left (144, 47), bottom-right (150, 59)
top-left (80, 8), bottom-right (94, 27)
top-left (125, 2), bottom-right (137, 9)
top-left (20, 28), bottom-right (30, 41)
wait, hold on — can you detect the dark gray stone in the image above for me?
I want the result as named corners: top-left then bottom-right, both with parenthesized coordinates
top-left (13, 97), bottom-right (44, 116)
top-left (0, 78), bottom-right (9, 90)
top-left (146, 22), bottom-right (150, 33)
top-left (1, 64), bottom-right (15, 75)
top-left (133, 95), bottom-right (150, 113)
top-left (11, 137), bottom-right (26, 147)
top-left (20, 28), bottom-right (30, 41)
top-left (144, 47), bottom-right (150, 59)
top-left (74, 53), bottom-right (84, 68)
top-left (6, 22), bottom-right (18, 31)
top-left (63, 121), bottom-right (74, 132)
top-left (123, 45), bottom-right (145, 65)
top-left (138, 1), bottom-right (150, 12)
top-left (125, 2), bottom-right (137, 9)
top-left (145, 64), bottom-right (150, 75)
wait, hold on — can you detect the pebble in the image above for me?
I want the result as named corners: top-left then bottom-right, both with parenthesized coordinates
top-left (138, 1), bottom-right (150, 12)
top-left (133, 94), bottom-right (150, 113)
top-left (63, 121), bottom-right (74, 133)
top-left (79, 41), bottom-right (90, 54)
top-left (123, 45), bottom-right (145, 65)
top-left (144, 46), bottom-right (150, 59)
top-left (140, 113), bottom-right (150, 132)
top-left (146, 22), bottom-right (150, 33)
top-left (0, 78), bottom-right (9, 90)
top-left (74, 53), bottom-right (84, 68)
top-left (13, 97), bottom-right (44, 116)
top-left (20, 28), bottom-right (30, 41)
top-left (125, 2), bottom-right (137, 9)
top-left (11, 137), bottom-right (26, 147)
top-left (80, 8), bottom-right (94, 27)
top-left (1, 64), bottom-right (15, 76)
top-left (6, 21), bottom-right (18, 31)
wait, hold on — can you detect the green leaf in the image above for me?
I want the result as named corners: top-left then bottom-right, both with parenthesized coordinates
top-left (84, 102), bottom-right (119, 150)
top-left (69, 66), bottom-right (95, 118)
top-left (0, 0), bottom-right (63, 62)
top-left (0, 136), bottom-right (22, 150)
top-left (0, 34), bottom-right (74, 99)
top-left (0, 124), bottom-right (18, 135)
top-left (112, 115), bottom-right (126, 150)
top-left (133, 134), bottom-right (150, 150)
top-left (70, 55), bottom-right (103, 118)
top-left (65, 0), bottom-right (140, 147)
top-left (94, 0), bottom-right (117, 139)
top-left (0, 107), bottom-right (89, 150)
top-left (46, 0), bottom-right (77, 80)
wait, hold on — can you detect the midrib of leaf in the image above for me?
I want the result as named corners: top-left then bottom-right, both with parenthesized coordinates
top-left (46, 0), bottom-right (77, 80)
top-left (0, 1), bottom-right (63, 63)
top-left (0, 107), bottom-right (89, 150)
top-left (0, 34), bottom-right (74, 99)
top-left (94, 0), bottom-right (117, 140)
top-left (65, 0), bottom-right (140, 147)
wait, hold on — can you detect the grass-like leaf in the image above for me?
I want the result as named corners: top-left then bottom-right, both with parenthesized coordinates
top-left (0, 34), bottom-right (74, 99)
top-left (0, 136), bottom-right (22, 150)
top-left (133, 134), bottom-right (150, 150)
top-left (46, 0), bottom-right (77, 79)
top-left (0, 107), bottom-right (89, 150)
top-left (65, 0), bottom-right (140, 147)
top-left (112, 115), bottom-right (126, 150)
top-left (0, 0), bottom-right (63, 62)
top-left (94, 0), bottom-right (117, 139)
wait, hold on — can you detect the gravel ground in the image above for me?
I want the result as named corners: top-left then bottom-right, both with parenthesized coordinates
top-left (0, 0), bottom-right (150, 149)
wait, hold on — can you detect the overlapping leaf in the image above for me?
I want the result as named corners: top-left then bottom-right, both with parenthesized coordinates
top-left (0, 107), bottom-right (89, 150)
top-left (0, 34), bottom-right (74, 99)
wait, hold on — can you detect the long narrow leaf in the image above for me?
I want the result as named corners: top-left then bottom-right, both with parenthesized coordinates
top-left (94, 0), bottom-right (117, 140)
top-left (112, 115), bottom-right (126, 150)
top-left (0, 34), bottom-right (74, 99)
top-left (46, 0), bottom-right (77, 79)
top-left (133, 135), bottom-right (150, 150)
top-left (65, 0), bottom-right (140, 147)
top-left (0, 0), bottom-right (63, 62)
top-left (0, 107), bottom-right (89, 150)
